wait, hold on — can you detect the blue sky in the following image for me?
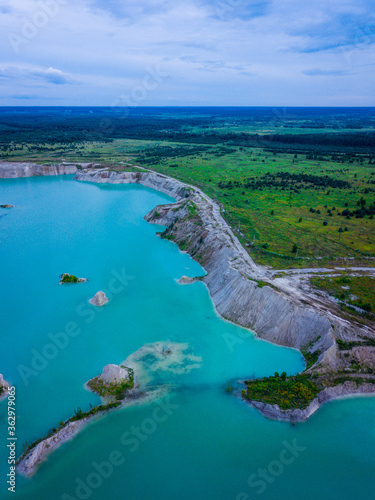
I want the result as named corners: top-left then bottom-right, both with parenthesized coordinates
top-left (0, 0), bottom-right (374, 106)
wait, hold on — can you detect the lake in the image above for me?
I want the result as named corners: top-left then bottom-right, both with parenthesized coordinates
top-left (0, 176), bottom-right (374, 499)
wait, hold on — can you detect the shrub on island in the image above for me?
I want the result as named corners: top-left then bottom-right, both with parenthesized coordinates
top-left (87, 365), bottom-right (134, 399)
top-left (243, 372), bottom-right (319, 410)
top-left (59, 273), bottom-right (88, 284)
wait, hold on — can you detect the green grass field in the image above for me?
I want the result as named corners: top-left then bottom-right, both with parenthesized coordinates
top-left (311, 275), bottom-right (375, 314)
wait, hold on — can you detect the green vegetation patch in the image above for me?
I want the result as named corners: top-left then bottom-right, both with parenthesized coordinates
top-left (336, 338), bottom-right (375, 350)
top-left (311, 275), bottom-right (375, 314)
top-left (187, 201), bottom-right (198, 217)
top-left (255, 280), bottom-right (279, 292)
top-left (301, 347), bottom-right (322, 369)
top-left (60, 273), bottom-right (79, 284)
top-left (87, 368), bottom-right (134, 398)
top-left (332, 376), bottom-right (375, 386)
top-left (243, 372), bottom-right (319, 410)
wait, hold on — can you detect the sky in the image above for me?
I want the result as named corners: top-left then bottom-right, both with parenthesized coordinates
top-left (0, 0), bottom-right (374, 106)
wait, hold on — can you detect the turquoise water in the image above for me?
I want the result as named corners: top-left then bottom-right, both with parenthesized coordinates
top-left (0, 176), bottom-right (374, 499)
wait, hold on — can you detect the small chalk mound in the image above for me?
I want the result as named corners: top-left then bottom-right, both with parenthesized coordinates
top-left (89, 291), bottom-right (109, 307)
top-left (86, 364), bottom-right (134, 398)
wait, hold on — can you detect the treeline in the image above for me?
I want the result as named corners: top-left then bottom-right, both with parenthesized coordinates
top-left (218, 171), bottom-right (351, 191)
top-left (1, 110), bottom-right (375, 154)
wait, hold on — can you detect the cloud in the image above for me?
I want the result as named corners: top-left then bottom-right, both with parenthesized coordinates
top-left (0, 0), bottom-right (374, 105)
top-left (0, 66), bottom-right (77, 85)
top-left (303, 68), bottom-right (349, 76)
top-left (31, 67), bottom-right (76, 85)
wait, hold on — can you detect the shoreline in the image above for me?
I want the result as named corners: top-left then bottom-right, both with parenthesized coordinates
top-left (243, 381), bottom-right (375, 422)
top-left (1, 161), bottom-right (375, 425)
top-left (16, 388), bottom-right (164, 478)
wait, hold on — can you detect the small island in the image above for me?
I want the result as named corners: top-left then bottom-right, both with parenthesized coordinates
top-left (0, 374), bottom-right (10, 401)
top-left (59, 273), bottom-right (88, 284)
top-left (86, 364), bottom-right (134, 400)
top-left (89, 291), bottom-right (109, 307)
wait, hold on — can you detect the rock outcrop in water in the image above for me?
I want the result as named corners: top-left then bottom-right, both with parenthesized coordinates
top-left (100, 364), bottom-right (131, 384)
top-left (86, 363), bottom-right (134, 400)
top-left (89, 291), bottom-right (109, 306)
top-left (0, 374), bottom-right (10, 401)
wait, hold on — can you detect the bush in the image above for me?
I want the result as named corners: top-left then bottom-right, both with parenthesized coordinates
top-left (243, 373), bottom-right (318, 410)
top-left (60, 274), bottom-right (79, 283)
top-left (87, 368), bottom-right (134, 398)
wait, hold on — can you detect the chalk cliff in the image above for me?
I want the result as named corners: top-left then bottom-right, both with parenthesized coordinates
top-left (0, 161), bottom-right (81, 178)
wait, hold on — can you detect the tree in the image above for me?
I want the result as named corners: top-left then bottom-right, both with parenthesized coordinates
top-left (292, 243), bottom-right (298, 253)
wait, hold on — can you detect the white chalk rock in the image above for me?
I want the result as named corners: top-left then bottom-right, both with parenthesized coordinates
top-left (0, 374), bottom-right (10, 400)
top-left (89, 291), bottom-right (109, 307)
top-left (100, 364), bottom-right (131, 384)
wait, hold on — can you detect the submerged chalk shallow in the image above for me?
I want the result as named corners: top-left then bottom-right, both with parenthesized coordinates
top-left (1, 176), bottom-right (375, 500)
